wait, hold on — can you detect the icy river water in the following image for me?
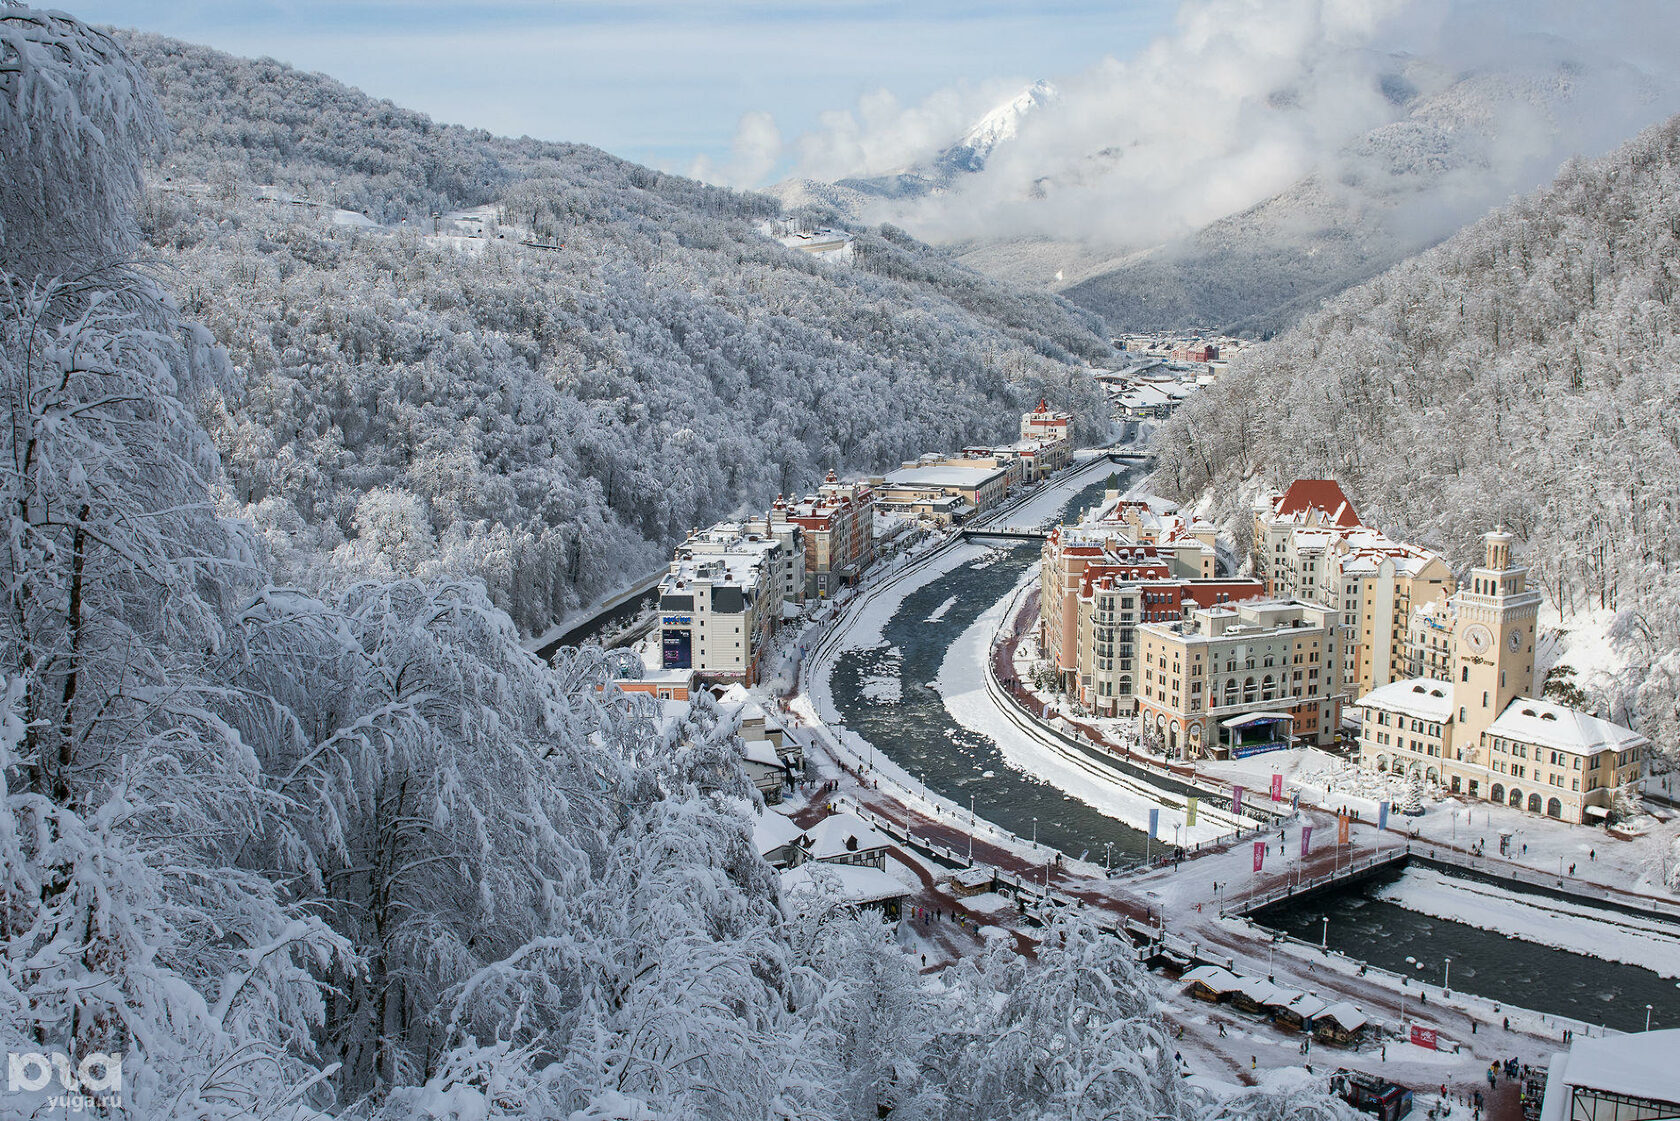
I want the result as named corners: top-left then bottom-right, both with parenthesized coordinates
top-left (1255, 865), bottom-right (1680, 1034)
top-left (826, 469), bottom-right (1166, 862)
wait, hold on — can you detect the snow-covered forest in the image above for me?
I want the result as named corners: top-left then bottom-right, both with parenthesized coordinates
top-left (111, 32), bottom-right (1112, 636)
top-left (0, 8), bottom-right (1355, 1118)
top-left (1151, 113), bottom-right (1680, 769)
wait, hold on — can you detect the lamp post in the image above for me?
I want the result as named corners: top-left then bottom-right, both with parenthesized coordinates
top-left (1320, 917), bottom-right (1329, 950)
top-left (1648, 1004), bottom-right (1655, 1032)
top-left (968, 793), bottom-right (976, 865)
top-left (1443, 957), bottom-right (1451, 995)
top-left (1032, 816), bottom-right (1038, 849)
top-left (1104, 840), bottom-right (1114, 874)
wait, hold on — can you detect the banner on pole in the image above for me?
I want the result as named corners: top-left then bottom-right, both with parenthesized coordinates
top-left (1270, 773), bottom-right (1283, 802)
top-left (1301, 824), bottom-right (1313, 857)
top-left (1231, 786), bottom-right (1244, 816)
top-left (1185, 797), bottom-right (1198, 827)
top-left (1252, 840), bottom-right (1265, 872)
top-left (1337, 813), bottom-right (1350, 845)
top-left (1378, 801), bottom-right (1390, 832)
top-left (1148, 808), bottom-right (1159, 840)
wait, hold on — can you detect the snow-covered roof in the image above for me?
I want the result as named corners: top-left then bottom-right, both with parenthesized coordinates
top-left (752, 810), bottom-right (805, 858)
top-left (882, 464), bottom-right (1009, 490)
top-left (1543, 1029), bottom-right (1680, 1108)
top-left (1180, 966), bottom-right (1242, 992)
top-left (805, 811), bottom-right (891, 861)
top-left (1233, 976), bottom-right (1285, 1004)
top-left (1356, 678), bottom-right (1454, 722)
top-left (1280, 992), bottom-right (1328, 1019)
top-left (780, 861), bottom-right (906, 907)
top-left (1221, 711), bottom-right (1295, 729)
top-left (1317, 1001), bottom-right (1367, 1031)
top-left (741, 739), bottom-right (784, 769)
top-left (1488, 698), bottom-right (1647, 757)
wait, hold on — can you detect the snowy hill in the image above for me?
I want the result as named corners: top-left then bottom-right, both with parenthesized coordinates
top-left (117, 33), bottom-right (1112, 636)
top-left (1150, 111), bottom-right (1680, 764)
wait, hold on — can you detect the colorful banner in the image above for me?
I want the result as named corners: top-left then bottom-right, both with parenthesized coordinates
top-left (1231, 786), bottom-right (1244, 816)
top-left (1301, 824), bottom-right (1313, 857)
top-left (1410, 1025), bottom-right (1439, 1050)
top-left (1148, 808), bottom-right (1159, 840)
top-left (1185, 797), bottom-right (1198, 827)
top-left (1252, 840), bottom-right (1265, 872)
top-left (1337, 813), bottom-right (1350, 845)
top-left (1378, 800), bottom-right (1390, 832)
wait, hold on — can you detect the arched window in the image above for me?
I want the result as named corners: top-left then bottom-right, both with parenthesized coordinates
top-left (1527, 793), bottom-right (1542, 814)
top-left (1224, 680), bottom-right (1238, 705)
top-left (1261, 674), bottom-right (1276, 700)
top-left (1547, 797), bottom-right (1563, 819)
top-left (1376, 755), bottom-right (1389, 773)
top-left (1450, 776), bottom-right (1461, 794)
top-left (1491, 783), bottom-right (1505, 803)
top-left (1243, 677), bottom-right (1257, 703)
top-left (1509, 787), bottom-right (1523, 807)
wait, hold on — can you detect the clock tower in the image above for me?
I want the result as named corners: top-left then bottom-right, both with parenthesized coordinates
top-left (1451, 528), bottom-right (1541, 750)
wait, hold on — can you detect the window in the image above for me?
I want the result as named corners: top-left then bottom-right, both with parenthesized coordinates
top-left (1461, 666), bottom-right (1469, 682)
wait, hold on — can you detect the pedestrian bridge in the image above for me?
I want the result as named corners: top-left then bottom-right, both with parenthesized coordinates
top-left (959, 527), bottom-right (1048, 543)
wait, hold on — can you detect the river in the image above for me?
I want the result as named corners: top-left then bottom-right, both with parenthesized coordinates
top-left (825, 466), bottom-right (1170, 863)
top-left (1254, 864), bottom-right (1680, 1033)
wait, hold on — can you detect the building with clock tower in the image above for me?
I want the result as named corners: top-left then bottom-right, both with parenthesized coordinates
top-left (1450, 528), bottom-right (1541, 750)
top-left (1354, 526), bottom-right (1646, 824)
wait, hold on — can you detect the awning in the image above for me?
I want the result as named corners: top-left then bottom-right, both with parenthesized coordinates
top-left (1222, 711), bottom-right (1295, 730)
top-left (1584, 805), bottom-right (1609, 819)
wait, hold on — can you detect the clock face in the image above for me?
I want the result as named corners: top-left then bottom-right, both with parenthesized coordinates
top-left (1508, 629), bottom-right (1522, 653)
top-left (1464, 624), bottom-right (1492, 655)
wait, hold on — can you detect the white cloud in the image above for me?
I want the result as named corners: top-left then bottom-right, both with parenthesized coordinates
top-left (767, 0), bottom-right (1680, 250)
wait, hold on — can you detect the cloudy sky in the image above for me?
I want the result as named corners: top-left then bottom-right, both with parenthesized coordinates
top-left (74, 0), bottom-right (1178, 173)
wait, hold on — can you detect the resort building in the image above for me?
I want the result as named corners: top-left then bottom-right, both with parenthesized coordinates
top-left (1355, 529), bottom-right (1645, 823)
top-left (657, 526), bottom-right (785, 685)
top-left (1134, 599), bottom-right (1340, 758)
top-left (1253, 480), bottom-right (1455, 703)
top-left (874, 462), bottom-right (1011, 521)
top-left (771, 470), bottom-right (874, 598)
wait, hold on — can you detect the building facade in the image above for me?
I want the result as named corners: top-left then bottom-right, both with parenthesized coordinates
top-left (771, 471), bottom-right (874, 598)
top-left (657, 527), bottom-right (784, 686)
top-left (1355, 530), bottom-right (1645, 823)
top-left (1134, 599), bottom-right (1340, 758)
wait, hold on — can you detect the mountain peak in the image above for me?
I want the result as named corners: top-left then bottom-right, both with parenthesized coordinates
top-left (939, 79), bottom-right (1058, 174)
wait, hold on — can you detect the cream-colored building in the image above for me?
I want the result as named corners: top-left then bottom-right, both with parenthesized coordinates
top-left (1253, 480), bottom-right (1455, 706)
top-left (1135, 599), bottom-right (1339, 758)
top-left (1355, 530), bottom-right (1645, 824)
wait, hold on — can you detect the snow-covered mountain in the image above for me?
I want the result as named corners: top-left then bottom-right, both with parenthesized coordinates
top-left (937, 79), bottom-right (1058, 175)
top-left (114, 32), bottom-right (1110, 638)
top-left (770, 79), bottom-right (1058, 211)
top-left (780, 46), bottom-right (1675, 336)
top-left (1055, 60), bottom-right (1668, 334)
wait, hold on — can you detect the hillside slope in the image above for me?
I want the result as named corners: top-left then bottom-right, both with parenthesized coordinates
top-left (1150, 113), bottom-right (1680, 759)
top-left (119, 32), bottom-right (1113, 635)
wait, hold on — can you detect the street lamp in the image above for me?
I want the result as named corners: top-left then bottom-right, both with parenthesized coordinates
top-left (1320, 917), bottom-right (1329, 950)
top-left (1648, 1005), bottom-right (1655, 1032)
top-left (1032, 816), bottom-right (1038, 849)
top-left (968, 793), bottom-right (976, 865)
top-left (1104, 840), bottom-right (1114, 874)
top-left (1443, 957), bottom-right (1451, 995)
